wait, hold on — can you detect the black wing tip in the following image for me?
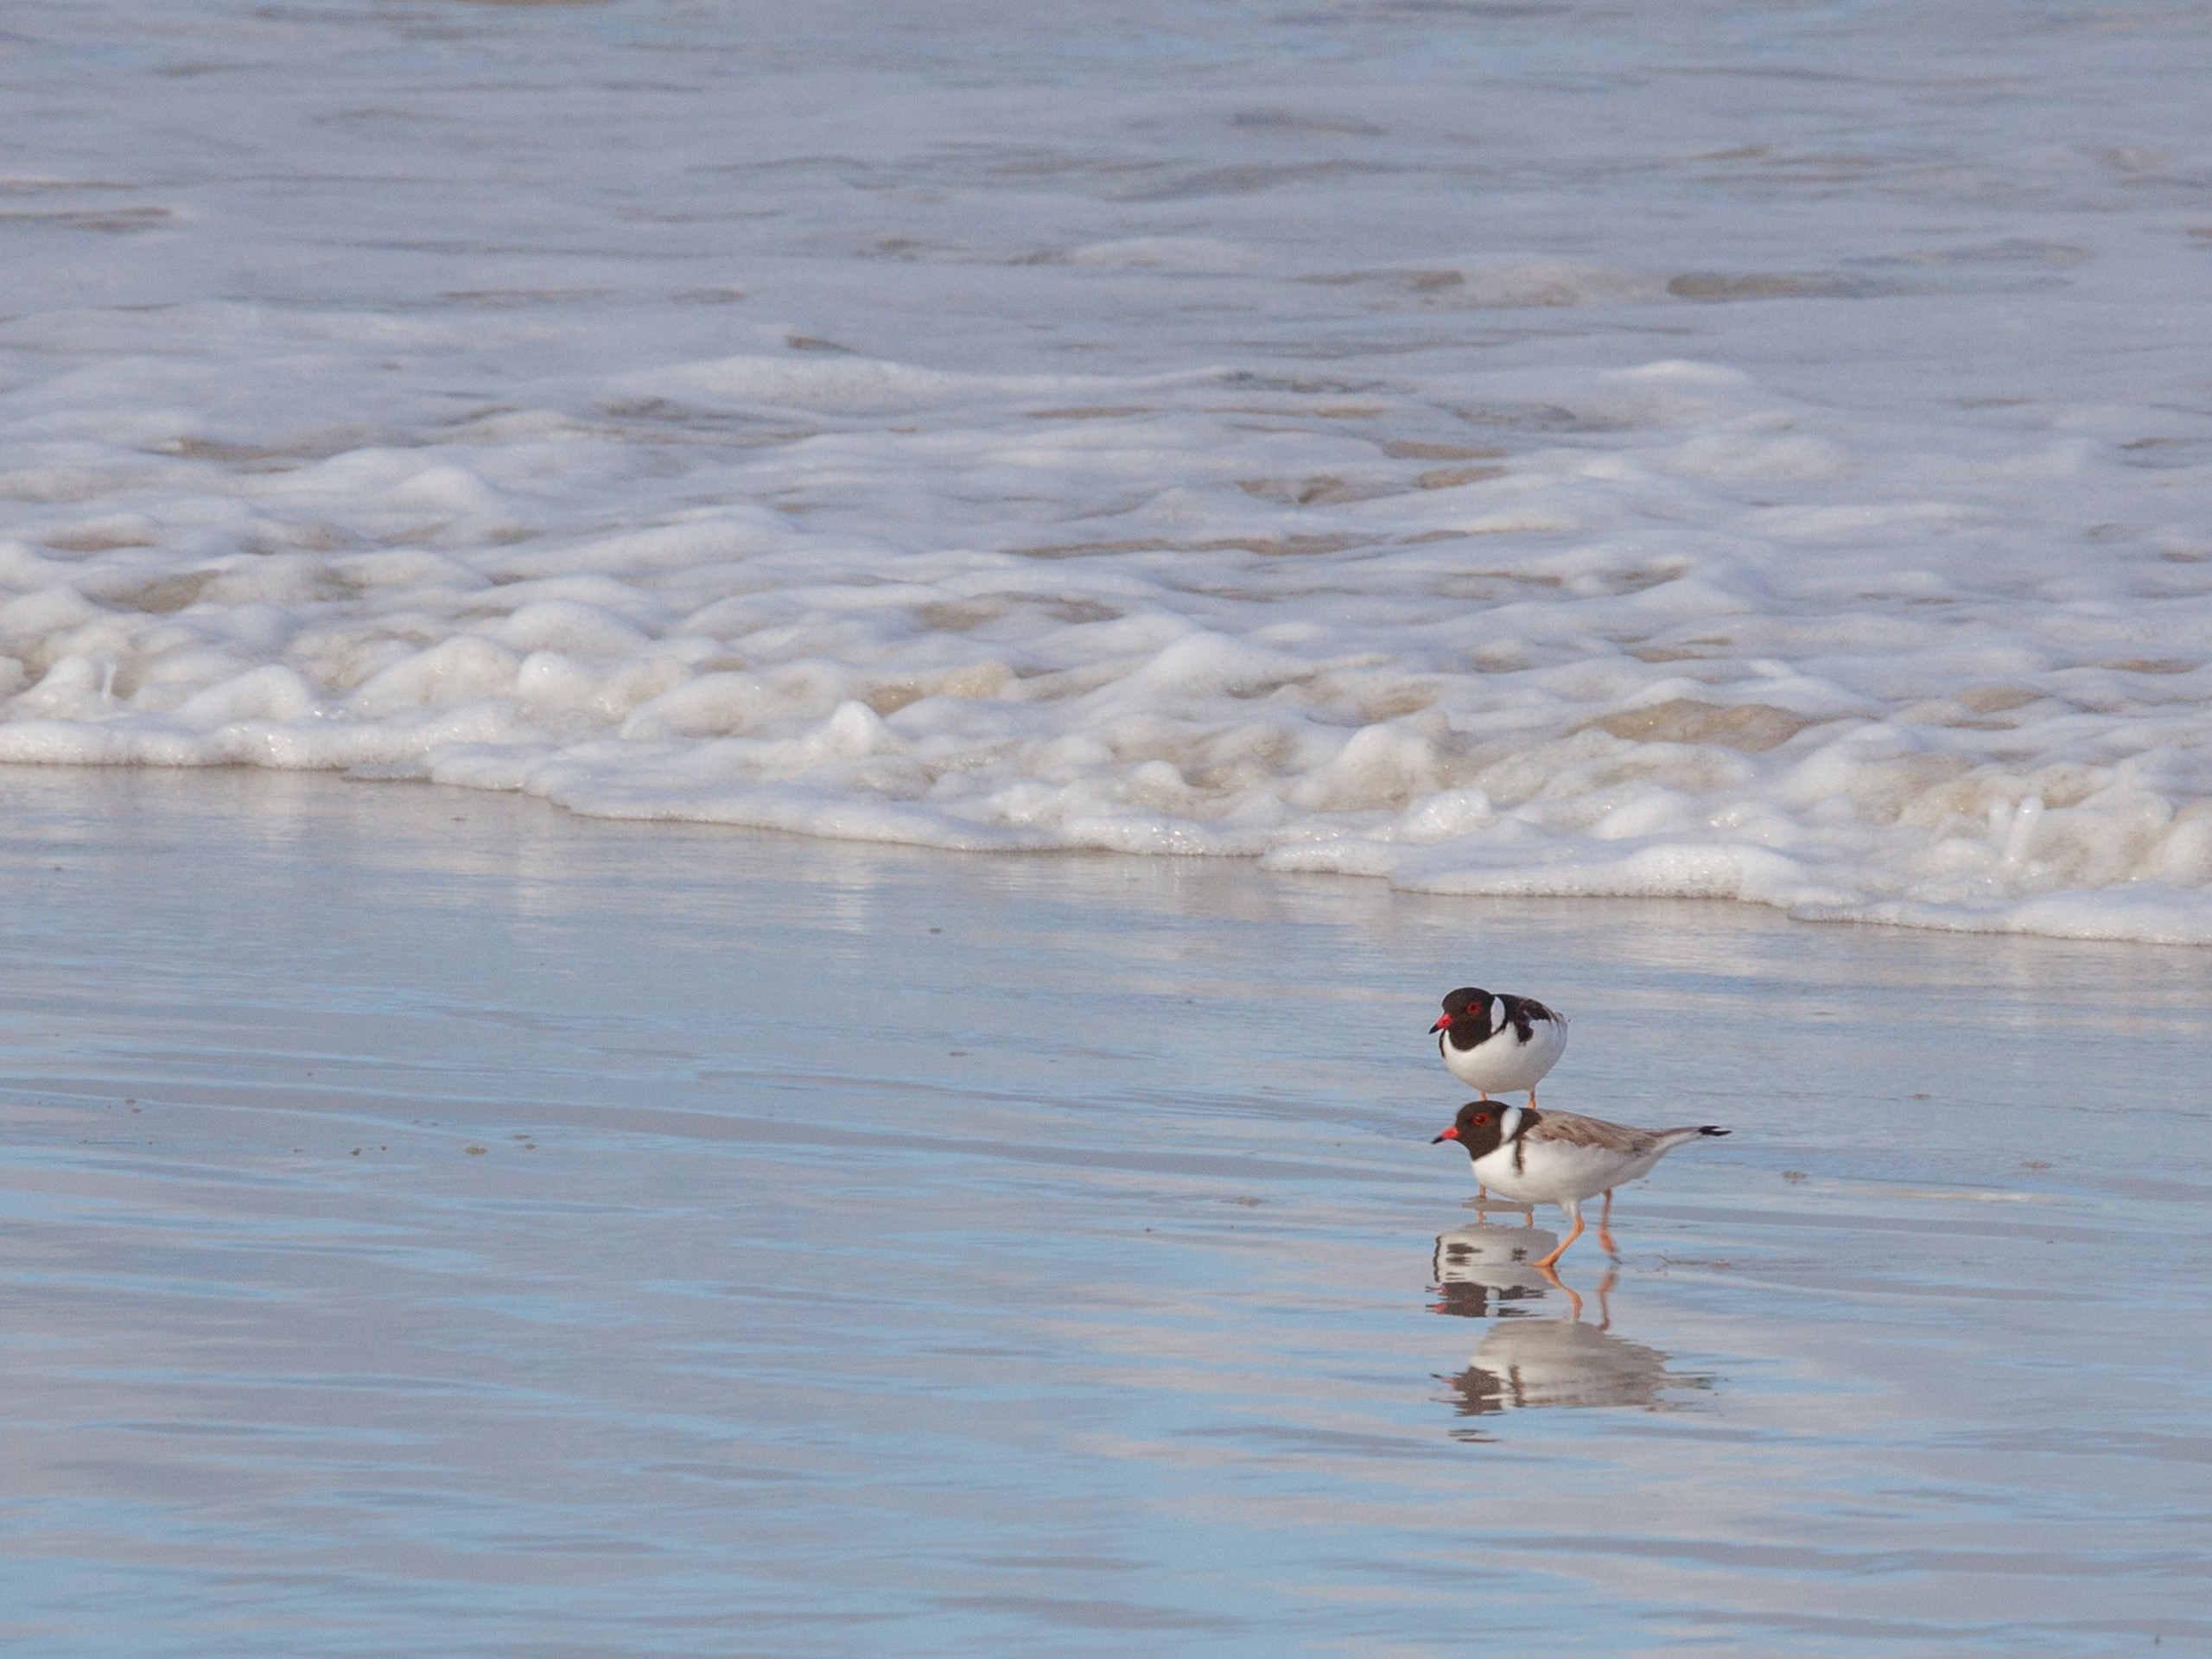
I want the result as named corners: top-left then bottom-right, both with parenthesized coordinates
top-left (1698, 1125), bottom-right (1730, 1137)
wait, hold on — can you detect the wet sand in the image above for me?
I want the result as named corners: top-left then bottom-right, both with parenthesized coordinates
top-left (0, 767), bottom-right (2207, 1656)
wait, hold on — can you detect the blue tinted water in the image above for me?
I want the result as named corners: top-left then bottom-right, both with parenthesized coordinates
top-left (0, 767), bottom-right (2206, 1655)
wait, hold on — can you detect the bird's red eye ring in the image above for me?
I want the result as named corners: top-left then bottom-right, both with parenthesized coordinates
top-left (1471, 1113), bottom-right (1489, 1126)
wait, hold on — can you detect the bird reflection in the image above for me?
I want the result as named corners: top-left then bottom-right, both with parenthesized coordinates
top-left (1430, 1216), bottom-right (1560, 1319)
top-left (1430, 1222), bottom-right (1714, 1429)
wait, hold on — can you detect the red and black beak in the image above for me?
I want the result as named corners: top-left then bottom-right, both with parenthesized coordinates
top-left (1429, 1014), bottom-right (1450, 1033)
top-left (1431, 1125), bottom-right (1460, 1144)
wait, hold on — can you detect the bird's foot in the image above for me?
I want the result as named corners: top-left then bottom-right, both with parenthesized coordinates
top-left (1534, 1213), bottom-right (1586, 1269)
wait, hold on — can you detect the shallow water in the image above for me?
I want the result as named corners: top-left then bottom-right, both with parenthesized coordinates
top-left (5, 3), bottom-right (2212, 937)
top-left (1, 767), bottom-right (2207, 1655)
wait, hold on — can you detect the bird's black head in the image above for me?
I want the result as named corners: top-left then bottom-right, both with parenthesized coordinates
top-left (1432, 986), bottom-right (1491, 1035)
top-left (1431, 1100), bottom-right (1509, 1159)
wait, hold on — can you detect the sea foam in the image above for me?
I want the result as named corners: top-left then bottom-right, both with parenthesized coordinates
top-left (4, 0), bottom-right (2210, 943)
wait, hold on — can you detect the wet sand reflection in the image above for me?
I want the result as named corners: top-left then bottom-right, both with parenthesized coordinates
top-left (1431, 1221), bottom-right (1716, 1433)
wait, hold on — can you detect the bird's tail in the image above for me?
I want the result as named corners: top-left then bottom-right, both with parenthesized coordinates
top-left (1656, 1124), bottom-right (1730, 1148)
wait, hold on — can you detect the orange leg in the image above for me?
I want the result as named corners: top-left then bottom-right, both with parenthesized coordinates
top-left (1534, 1205), bottom-right (1585, 1270)
top-left (1597, 1189), bottom-right (1620, 1261)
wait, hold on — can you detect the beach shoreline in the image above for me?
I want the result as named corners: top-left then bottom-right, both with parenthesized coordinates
top-left (7, 1), bottom-right (2212, 946)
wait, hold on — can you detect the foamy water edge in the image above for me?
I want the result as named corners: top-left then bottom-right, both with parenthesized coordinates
top-left (5, 1), bottom-right (2211, 944)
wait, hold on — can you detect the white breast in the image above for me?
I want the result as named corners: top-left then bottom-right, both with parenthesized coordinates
top-left (1470, 1132), bottom-right (1633, 1206)
top-left (1439, 1010), bottom-right (1567, 1093)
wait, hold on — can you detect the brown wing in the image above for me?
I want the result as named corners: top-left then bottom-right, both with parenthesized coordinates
top-left (1521, 1109), bottom-right (1662, 1157)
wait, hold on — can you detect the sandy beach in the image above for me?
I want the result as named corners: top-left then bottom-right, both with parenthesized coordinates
top-left (1, 766), bottom-right (2205, 1655)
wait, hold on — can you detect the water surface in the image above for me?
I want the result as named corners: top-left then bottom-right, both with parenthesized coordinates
top-left (1, 767), bottom-right (2207, 1655)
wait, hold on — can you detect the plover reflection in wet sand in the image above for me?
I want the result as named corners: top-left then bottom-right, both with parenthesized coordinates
top-left (1433, 1101), bottom-right (1728, 1268)
top-left (1430, 1219), bottom-right (1560, 1319)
